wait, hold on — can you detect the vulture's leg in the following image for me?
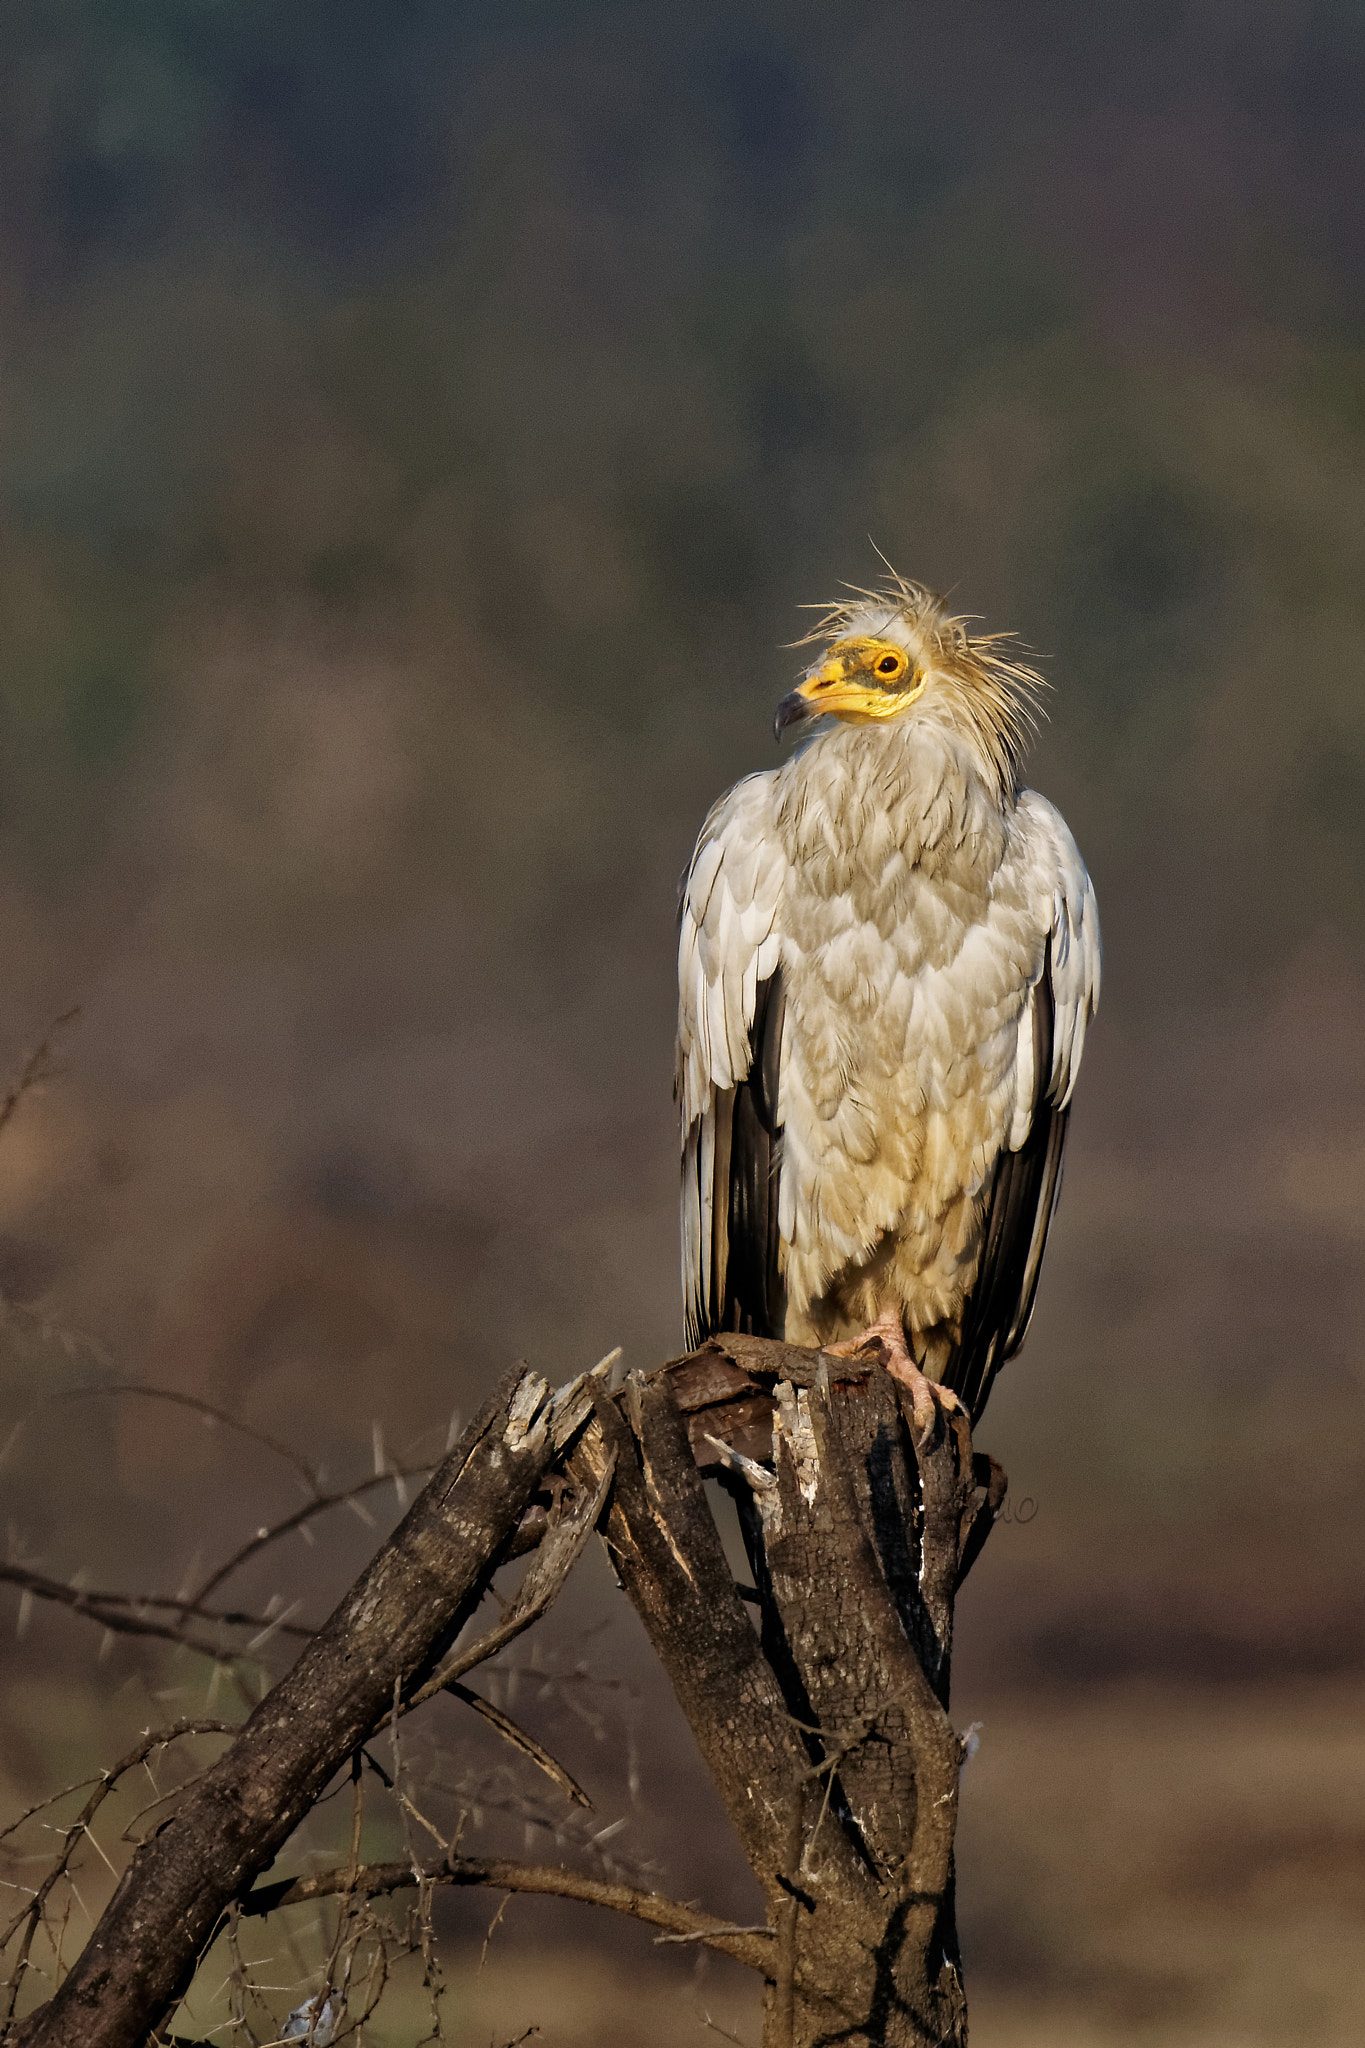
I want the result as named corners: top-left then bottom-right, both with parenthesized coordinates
top-left (822, 1307), bottom-right (946, 1441)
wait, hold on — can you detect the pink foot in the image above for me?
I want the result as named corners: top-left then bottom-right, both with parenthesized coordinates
top-left (822, 1308), bottom-right (956, 1443)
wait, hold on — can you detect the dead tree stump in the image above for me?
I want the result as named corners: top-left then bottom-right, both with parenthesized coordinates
top-left (595, 1336), bottom-right (1006, 2048)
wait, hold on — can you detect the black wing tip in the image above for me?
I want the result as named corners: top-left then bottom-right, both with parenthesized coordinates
top-left (718, 967), bottom-right (787, 1343)
top-left (947, 946), bottom-right (1067, 1426)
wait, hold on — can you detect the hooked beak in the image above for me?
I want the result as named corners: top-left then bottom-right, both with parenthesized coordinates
top-left (773, 652), bottom-right (851, 742)
top-left (773, 689), bottom-right (813, 740)
top-left (773, 643), bottom-right (924, 742)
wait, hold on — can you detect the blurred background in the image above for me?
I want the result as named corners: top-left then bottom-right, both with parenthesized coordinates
top-left (1, 1), bottom-right (1363, 2041)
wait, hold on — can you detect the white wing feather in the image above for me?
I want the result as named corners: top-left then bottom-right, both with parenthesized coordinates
top-left (676, 771), bottom-right (787, 1338)
top-left (1011, 790), bottom-right (1101, 1138)
top-left (988, 792), bottom-right (1101, 1369)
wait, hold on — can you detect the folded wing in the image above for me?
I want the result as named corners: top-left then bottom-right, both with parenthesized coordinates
top-left (946, 793), bottom-right (1101, 1421)
top-left (676, 773), bottom-right (788, 1348)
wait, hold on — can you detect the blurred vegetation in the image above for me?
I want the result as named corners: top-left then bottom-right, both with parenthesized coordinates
top-left (0, 0), bottom-right (1361, 981)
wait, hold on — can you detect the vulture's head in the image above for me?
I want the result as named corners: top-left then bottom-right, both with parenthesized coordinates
top-left (774, 572), bottom-right (1044, 792)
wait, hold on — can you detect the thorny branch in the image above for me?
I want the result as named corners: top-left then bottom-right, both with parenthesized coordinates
top-left (4, 1359), bottom-right (630, 2048)
top-left (5, 1383), bottom-right (438, 1624)
top-left (50, 1385), bottom-right (325, 1499)
top-left (1, 1724), bottom-right (232, 2027)
top-left (0, 1560), bottom-right (315, 1652)
top-left (186, 1463), bottom-right (434, 1611)
top-left (3, 1337), bottom-right (1003, 2048)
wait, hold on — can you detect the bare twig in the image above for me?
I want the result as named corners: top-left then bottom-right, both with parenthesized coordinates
top-left (0, 1722), bottom-right (232, 2023)
top-left (414, 1874), bottom-right (444, 2044)
top-left (773, 1791), bottom-right (803, 2048)
top-left (0, 1466), bottom-right (440, 1664)
top-left (0, 1012), bottom-right (79, 1148)
top-left (0, 1564), bottom-right (314, 1653)
top-left (653, 1925), bottom-right (769, 1946)
top-left (50, 1386), bottom-right (324, 1500)
top-left (699, 2013), bottom-right (752, 2048)
top-left (443, 1683), bottom-right (590, 1810)
top-left (240, 1856), bottom-right (774, 1972)
top-left (9, 1363), bottom-right (568, 2048)
top-left (478, 1893), bottom-right (510, 1972)
top-left (313, 1755), bottom-right (364, 2043)
top-left (390, 1675), bottom-right (450, 1863)
top-left (0, 1781), bottom-right (101, 1848)
top-left (190, 1466), bottom-right (435, 1608)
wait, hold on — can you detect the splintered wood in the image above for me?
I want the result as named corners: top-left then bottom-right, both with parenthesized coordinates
top-left (10, 1337), bottom-right (1006, 2048)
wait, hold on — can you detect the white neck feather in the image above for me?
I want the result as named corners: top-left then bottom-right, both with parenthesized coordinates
top-left (776, 714), bottom-right (1010, 876)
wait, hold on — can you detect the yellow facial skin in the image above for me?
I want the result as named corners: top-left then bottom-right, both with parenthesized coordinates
top-left (773, 636), bottom-right (927, 738)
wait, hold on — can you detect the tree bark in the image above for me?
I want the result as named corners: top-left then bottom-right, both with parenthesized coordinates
top-left (624, 1337), bottom-right (1005, 2047)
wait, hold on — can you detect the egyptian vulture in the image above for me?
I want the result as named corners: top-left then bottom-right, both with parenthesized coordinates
top-left (676, 574), bottom-right (1100, 1422)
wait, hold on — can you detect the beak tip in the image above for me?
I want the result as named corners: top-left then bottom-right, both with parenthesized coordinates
top-left (773, 690), bottom-right (808, 743)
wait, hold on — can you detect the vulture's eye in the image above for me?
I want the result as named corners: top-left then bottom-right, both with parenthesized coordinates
top-left (875, 652), bottom-right (905, 679)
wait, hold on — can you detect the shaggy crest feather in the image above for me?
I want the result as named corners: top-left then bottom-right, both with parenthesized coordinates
top-left (795, 570), bottom-right (1047, 797)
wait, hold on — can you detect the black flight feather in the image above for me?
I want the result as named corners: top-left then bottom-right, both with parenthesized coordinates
top-left (698, 968), bottom-right (787, 1342)
top-left (946, 941), bottom-right (1070, 1424)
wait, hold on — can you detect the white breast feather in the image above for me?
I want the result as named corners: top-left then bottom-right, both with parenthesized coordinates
top-left (677, 763), bottom-right (1100, 1345)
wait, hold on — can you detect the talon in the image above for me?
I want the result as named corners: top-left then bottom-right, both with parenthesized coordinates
top-left (823, 1309), bottom-right (940, 1438)
top-left (898, 1375), bottom-right (939, 1446)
